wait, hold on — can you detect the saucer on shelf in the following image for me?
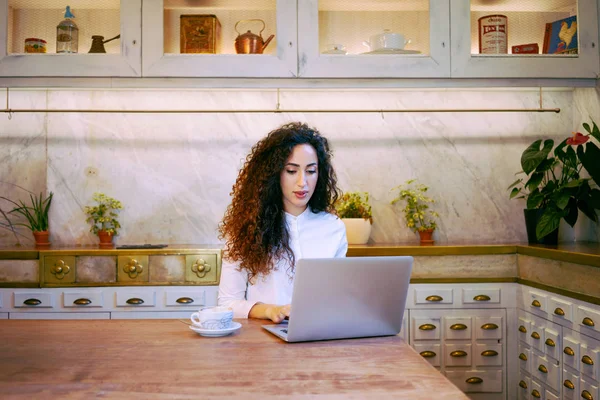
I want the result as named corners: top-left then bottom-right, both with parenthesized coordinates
top-left (360, 48), bottom-right (421, 55)
top-left (189, 321), bottom-right (242, 337)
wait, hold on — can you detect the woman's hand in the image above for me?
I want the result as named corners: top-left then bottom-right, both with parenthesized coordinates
top-left (266, 304), bottom-right (291, 323)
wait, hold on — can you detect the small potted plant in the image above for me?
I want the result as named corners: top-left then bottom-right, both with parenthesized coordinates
top-left (335, 191), bottom-right (373, 245)
top-left (1, 191), bottom-right (54, 248)
top-left (84, 192), bottom-right (123, 248)
top-left (391, 179), bottom-right (439, 245)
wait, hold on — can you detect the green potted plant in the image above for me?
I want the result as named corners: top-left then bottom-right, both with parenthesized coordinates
top-left (84, 192), bottom-right (123, 248)
top-left (335, 191), bottom-right (373, 245)
top-left (390, 179), bottom-right (439, 245)
top-left (508, 120), bottom-right (600, 244)
top-left (0, 191), bottom-right (53, 248)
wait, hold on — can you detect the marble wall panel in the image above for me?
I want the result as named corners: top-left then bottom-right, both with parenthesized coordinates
top-left (76, 256), bottom-right (116, 283)
top-left (1, 87), bottom-right (598, 247)
top-left (0, 260), bottom-right (38, 282)
top-left (411, 254), bottom-right (517, 279)
top-left (149, 255), bottom-right (186, 282)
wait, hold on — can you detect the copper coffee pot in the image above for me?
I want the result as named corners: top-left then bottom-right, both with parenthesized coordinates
top-left (88, 34), bottom-right (120, 53)
top-left (234, 19), bottom-right (274, 54)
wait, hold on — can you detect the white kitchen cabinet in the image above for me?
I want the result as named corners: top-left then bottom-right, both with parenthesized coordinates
top-left (142, 0), bottom-right (298, 77)
top-left (0, 0), bottom-right (141, 77)
top-left (450, 0), bottom-right (600, 78)
top-left (297, 0), bottom-right (451, 78)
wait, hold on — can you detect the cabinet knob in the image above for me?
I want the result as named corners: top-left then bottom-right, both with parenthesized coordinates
top-left (176, 297), bottom-right (194, 304)
top-left (582, 317), bottom-right (595, 327)
top-left (191, 258), bottom-right (212, 278)
top-left (554, 307), bottom-right (565, 316)
top-left (531, 299), bottom-right (541, 308)
top-left (545, 338), bottom-right (556, 347)
top-left (518, 380), bottom-right (527, 389)
top-left (418, 324), bottom-right (436, 331)
top-left (124, 259), bottom-right (143, 279)
top-left (51, 260), bottom-right (71, 280)
top-left (582, 390), bottom-right (593, 400)
top-left (481, 323), bottom-right (498, 330)
top-left (23, 298), bottom-right (41, 306)
top-left (473, 294), bottom-right (491, 301)
top-left (465, 377), bottom-right (482, 384)
top-left (532, 389), bottom-right (541, 398)
top-left (481, 350), bottom-right (498, 357)
top-left (538, 364), bottom-right (548, 374)
top-left (450, 350), bottom-right (467, 358)
top-left (582, 355), bottom-right (594, 366)
top-left (564, 347), bottom-right (575, 356)
top-left (419, 351), bottom-right (436, 358)
top-left (126, 298), bottom-right (144, 305)
top-left (519, 353), bottom-right (528, 361)
top-left (425, 295), bottom-right (443, 302)
top-left (73, 298), bottom-right (92, 306)
top-left (518, 325), bottom-right (527, 333)
top-left (531, 331), bottom-right (541, 340)
top-left (450, 323), bottom-right (467, 331)
top-left (564, 380), bottom-right (575, 390)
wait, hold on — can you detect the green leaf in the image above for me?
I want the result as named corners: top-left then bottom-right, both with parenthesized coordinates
top-left (565, 179), bottom-right (583, 188)
top-left (584, 120), bottom-right (600, 142)
top-left (507, 179), bottom-right (522, 190)
top-left (535, 158), bottom-right (555, 173)
top-left (578, 197), bottom-right (598, 223)
top-left (509, 187), bottom-right (521, 199)
top-left (578, 142), bottom-right (600, 187)
top-left (527, 190), bottom-right (544, 209)
top-left (563, 198), bottom-right (578, 227)
top-left (536, 208), bottom-right (561, 240)
top-left (521, 139), bottom-right (554, 175)
top-left (525, 172), bottom-right (544, 192)
top-left (555, 192), bottom-right (570, 209)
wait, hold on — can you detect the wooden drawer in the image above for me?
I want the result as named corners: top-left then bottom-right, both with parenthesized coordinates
top-left (185, 254), bottom-right (219, 285)
top-left (413, 343), bottom-right (441, 367)
top-left (473, 343), bottom-right (502, 367)
top-left (14, 292), bottom-right (54, 308)
top-left (412, 317), bottom-right (441, 340)
top-left (548, 296), bottom-right (574, 324)
top-left (444, 317), bottom-right (471, 340)
top-left (529, 322), bottom-right (545, 353)
top-left (528, 291), bottom-right (548, 314)
top-left (562, 369), bottom-right (580, 400)
top-left (543, 325), bottom-right (561, 362)
top-left (475, 316), bottom-right (502, 340)
top-left (578, 306), bottom-right (600, 336)
top-left (518, 343), bottom-right (531, 373)
top-left (517, 375), bottom-right (530, 400)
top-left (444, 343), bottom-right (472, 367)
top-left (462, 288), bottom-right (500, 304)
top-left (42, 256), bottom-right (76, 284)
top-left (63, 291), bottom-right (104, 308)
top-left (563, 335), bottom-right (581, 372)
top-left (414, 288), bottom-right (453, 305)
top-left (581, 378), bottom-right (599, 400)
top-left (580, 340), bottom-right (600, 382)
top-left (164, 289), bottom-right (205, 307)
top-left (530, 379), bottom-right (543, 399)
top-left (518, 314), bottom-right (532, 346)
top-left (545, 388), bottom-right (560, 400)
top-left (115, 290), bottom-right (156, 307)
top-left (533, 354), bottom-right (560, 393)
top-left (445, 369), bottom-right (502, 393)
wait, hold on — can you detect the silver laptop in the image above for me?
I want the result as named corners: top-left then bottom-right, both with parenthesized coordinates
top-left (262, 256), bottom-right (413, 342)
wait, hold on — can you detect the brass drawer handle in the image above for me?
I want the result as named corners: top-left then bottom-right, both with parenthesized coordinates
top-left (564, 347), bottom-right (575, 356)
top-left (473, 294), bottom-right (491, 301)
top-left (176, 297), bottom-right (194, 304)
top-left (538, 364), bottom-right (548, 374)
top-left (519, 380), bottom-right (527, 389)
top-left (518, 325), bottom-right (527, 333)
top-left (519, 353), bottom-right (528, 361)
top-left (23, 298), bottom-right (41, 306)
top-left (532, 389), bottom-right (541, 398)
top-left (532, 299), bottom-right (541, 307)
top-left (531, 331), bottom-right (541, 340)
top-left (450, 323), bottom-right (467, 331)
top-left (564, 380), bottom-right (575, 390)
top-left (582, 390), bottom-right (593, 400)
top-left (465, 377), bottom-right (482, 384)
top-left (450, 350), bottom-right (467, 358)
top-left (425, 295), bottom-right (443, 302)
top-left (481, 350), bottom-right (498, 357)
top-left (419, 324), bottom-right (436, 331)
top-left (554, 307), bottom-right (565, 316)
top-left (126, 298), bottom-right (144, 305)
top-left (73, 298), bottom-right (92, 306)
top-left (582, 355), bottom-right (594, 366)
top-left (545, 338), bottom-right (556, 347)
top-left (582, 317), bottom-right (595, 327)
top-left (419, 351), bottom-right (436, 358)
top-left (481, 323), bottom-right (498, 330)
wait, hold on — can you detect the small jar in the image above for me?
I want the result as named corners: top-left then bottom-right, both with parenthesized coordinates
top-left (24, 38), bottom-right (47, 53)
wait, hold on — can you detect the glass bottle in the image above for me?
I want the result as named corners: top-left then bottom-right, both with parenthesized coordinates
top-left (56, 6), bottom-right (78, 53)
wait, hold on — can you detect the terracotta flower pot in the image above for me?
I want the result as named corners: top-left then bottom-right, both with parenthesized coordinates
top-left (97, 230), bottom-right (114, 249)
top-left (418, 229), bottom-right (434, 246)
top-left (32, 230), bottom-right (50, 249)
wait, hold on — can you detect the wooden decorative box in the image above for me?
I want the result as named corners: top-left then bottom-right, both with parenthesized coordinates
top-left (180, 14), bottom-right (221, 54)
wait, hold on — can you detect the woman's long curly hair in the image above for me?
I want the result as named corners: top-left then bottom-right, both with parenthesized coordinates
top-left (218, 122), bottom-right (341, 281)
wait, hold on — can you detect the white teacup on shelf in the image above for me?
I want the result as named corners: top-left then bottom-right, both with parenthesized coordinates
top-left (322, 43), bottom-right (347, 54)
top-left (363, 29), bottom-right (410, 51)
top-left (190, 306), bottom-right (233, 330)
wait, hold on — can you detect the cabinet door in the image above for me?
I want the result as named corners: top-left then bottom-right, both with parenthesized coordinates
top-left (0, 0), bottom-right (141, 77)
top-left (450, 0), bottom-right (599, 78)
top-left (142, 0), bottom-right (297, 77)
top-left (298, 0), bottom-right (451, 77)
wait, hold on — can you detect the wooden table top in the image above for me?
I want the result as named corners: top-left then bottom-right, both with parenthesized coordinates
top-left (0, 319), bottom-right (468, 399)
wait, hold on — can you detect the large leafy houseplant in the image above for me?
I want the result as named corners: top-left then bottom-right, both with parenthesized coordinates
top-left (508, 120), bottom-right (600, 240)
top-left (84, 192), bottom-right (123, 235)
top-left (0, 189), bottom-right (54, 247)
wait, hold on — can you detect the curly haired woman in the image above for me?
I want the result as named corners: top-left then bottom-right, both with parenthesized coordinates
top-left (217, 122), bottom-right (348, 322)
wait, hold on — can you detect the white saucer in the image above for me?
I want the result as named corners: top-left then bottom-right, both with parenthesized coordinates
top-left (361, 48), bottom-right (421, 55)
top-left (189, 321), bottom-right (242, 337)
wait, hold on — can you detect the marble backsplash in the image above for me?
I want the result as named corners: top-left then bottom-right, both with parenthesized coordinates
top-left (1, 86), bottom-right (599, 246)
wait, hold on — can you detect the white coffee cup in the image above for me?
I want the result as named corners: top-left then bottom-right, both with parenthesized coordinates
top-left (190, 306), bottom-right (233, 330)
top-left (363, 29), bottom-right (410, 51)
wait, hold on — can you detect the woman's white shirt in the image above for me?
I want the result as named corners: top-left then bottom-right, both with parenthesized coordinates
top-left (217, 209), bottom-right (348, 318)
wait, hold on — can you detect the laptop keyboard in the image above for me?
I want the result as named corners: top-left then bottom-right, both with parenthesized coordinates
top-left (281, 329), bottom-right (288, 334)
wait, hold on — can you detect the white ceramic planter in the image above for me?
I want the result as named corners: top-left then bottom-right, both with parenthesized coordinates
top-left (342, 218), bottom-right (372, 245)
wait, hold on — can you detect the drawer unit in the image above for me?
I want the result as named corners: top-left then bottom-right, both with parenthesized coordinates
top-left (13, 292), bottom-right (54, 308)
top-left (518, 313), bottom-right (533, 346)
top-left (517, 375), bottom-right (530, 400)
top-left (473, 343), bottom-right (502, 367)
top-left (445, 369), bottom-right (503, 393)
top-left (563, 369), bottom-right (580, 400)
top-left (580, 378), bottom-right (599, 400)
top-left (412, 316), bottom-right (441, 341)
top-left (414, 343), bottom-right (441, 367)
top-left (445, 343), bottom-right (472, 367)
top-left (530, 379), bottom-right (543, 399)
top-left (548, 296), bottom-right (574, 324)
top-left (414, 288), bottom-right (453, 305)
top-left (475, 316), bottom-right (502, 340)
top-left (518, 343), bottom-right (531, 373)
top-left (115, 290), bottom-right (156, 307)
top-left (532, 354), bottom-right (560, 393)
top-left (563, 334), bottom-right (581, 371)
top-left (63, 291), bottom-right (104, 308)
top-left (445, 317), bottom-right (472, 340)
top-left (527, 290), bottom-right (548, 315)
top-left (578, 306), bottom-right (600, 336)
top-left (462, 288), bottom-right (500, 304)
top-left (164, 289), bottom-right (205, 307)
top-left (580, 341), bottom-right (600, 382)
top-left (542, 321), bottom-right (562, 362)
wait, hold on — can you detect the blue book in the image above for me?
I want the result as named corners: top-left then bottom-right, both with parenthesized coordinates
top-left (543, 15), bottom-right (578, 54)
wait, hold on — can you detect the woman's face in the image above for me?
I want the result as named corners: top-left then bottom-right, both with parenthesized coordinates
top-left (280, 144), bottom-right (319, 216)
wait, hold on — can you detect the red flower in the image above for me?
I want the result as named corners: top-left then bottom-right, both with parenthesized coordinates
top-left (566, 131), bottom-right (590, 145)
